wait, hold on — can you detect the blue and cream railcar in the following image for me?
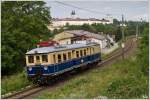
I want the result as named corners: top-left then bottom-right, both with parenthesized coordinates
top-left (25, 43), bottom-right (101, 84)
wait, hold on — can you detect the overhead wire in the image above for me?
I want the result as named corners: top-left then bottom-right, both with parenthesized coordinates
top-left (54, 1), bottom-right (111, 16)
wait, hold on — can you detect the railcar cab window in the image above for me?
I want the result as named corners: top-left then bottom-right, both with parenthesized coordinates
top-left (28, 55), bottom-right (34, 63)
top-left (58, 54), bottom-right (62, 63)
top-left (42, 55), bottom-right (48, 62)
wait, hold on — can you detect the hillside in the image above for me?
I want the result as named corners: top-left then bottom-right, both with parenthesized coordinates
top-left (34, 45), bottom-right (148, 99)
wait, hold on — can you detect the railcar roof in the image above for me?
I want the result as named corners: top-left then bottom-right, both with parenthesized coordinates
top-left (26, 43), bottom-right (98, 55)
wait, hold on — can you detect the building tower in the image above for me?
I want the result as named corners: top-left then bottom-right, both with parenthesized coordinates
top-left (71, 10), bottom-right (76, 19)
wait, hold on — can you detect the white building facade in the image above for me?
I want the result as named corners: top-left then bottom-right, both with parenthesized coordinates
top-left (48, 18), bottom-right (113, 30)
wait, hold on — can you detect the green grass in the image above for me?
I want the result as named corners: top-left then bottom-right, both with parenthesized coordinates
top-left (1, 71), bottom-right (32, 95)
top-left (36, 55), bottom-right (148, 99)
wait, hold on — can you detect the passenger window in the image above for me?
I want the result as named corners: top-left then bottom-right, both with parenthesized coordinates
top-left (87, 48), bottom-right (89, 55)
top-left (36, 56), bottom-right (40, 61)
top-left (80, 50), bottom-right (83, 57)
top-left (53, 54), bottom-right (56, 63)
top-left (93, 48), bottom-right (95, 53)
top-left (91, 48), bottom-right (93, 54)
top-left (58, 54), bottom-right (62, 63)
top-left (72, 50), bottom-right (75, 58)
top-left (28, 55), bottom-right (34, 63)
top-left (68, 52), bottom-right (71, 60)
top-left (84, 49), bottom-right (86, 56)
top-left (42, 55), bottom-right (48, 62)
top-left (76, 51), bottom-right (79, 58)
top-left (63, 53), bottom-right (67, 61)
top-left (89, 48), bottom-right (91, 54)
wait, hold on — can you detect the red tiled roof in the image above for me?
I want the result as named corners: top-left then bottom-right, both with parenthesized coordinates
top-left (36, 40), bottom-right (59, 47)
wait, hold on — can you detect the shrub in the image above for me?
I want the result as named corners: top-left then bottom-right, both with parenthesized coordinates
top-left (106, 77), bottom-right (148, 99)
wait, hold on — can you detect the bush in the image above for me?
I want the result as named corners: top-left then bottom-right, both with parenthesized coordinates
top-left (106, 76), bottom-right (148, 99)
top-left (137, 26), bottom-right (149, 75)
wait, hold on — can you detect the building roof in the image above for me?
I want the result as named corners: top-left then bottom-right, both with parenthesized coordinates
top-left (26, 43), bottom-right (97, 55)
top-left (36, 40), bottom-right (59, 47)
top-left (65, 30), bottom-right (106, 40)
top-left (53, 18), bottom-right (110, 22)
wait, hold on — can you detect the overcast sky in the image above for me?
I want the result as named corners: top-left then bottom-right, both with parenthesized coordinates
top-left (45, 0), bottom-right (149, 21)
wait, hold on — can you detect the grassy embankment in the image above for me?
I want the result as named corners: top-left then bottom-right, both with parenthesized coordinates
top-left (1, 71), bottom-right (32, 95)
top-left (37, 54), bottom-right (148, 99)
top-left (1, 42), bottom-right (120, 96)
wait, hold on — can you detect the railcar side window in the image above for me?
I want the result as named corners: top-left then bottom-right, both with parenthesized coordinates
top-left (68, 52), bottom-right (71, 60)
top-left (76, 51), bottom-right (79, 58)
top-left (58, 54), bottom-right (62, 63)
top-left (53, 54), bottom-right (56, 63)
top-left (89, 48), bottom-right (91, 54)
top-left (28, 55), bottom-right (34, 63)
top-left (92, 48), bottom-right (94, 53)
top-left (42, 55), bottom-right (48, 62)
top-left (84, 49), bottom-right (86, 56)
top-left (87, 48), bottom-right (89, 55)
top-left (80, 50), bottom-right (83, 57)
top-left (36, 56), bottom-right (40, 61)
top-left (63, 53), bottom-right (67, 61)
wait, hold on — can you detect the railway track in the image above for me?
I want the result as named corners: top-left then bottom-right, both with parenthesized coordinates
top-left (2, 37), bottom-right (136, 99)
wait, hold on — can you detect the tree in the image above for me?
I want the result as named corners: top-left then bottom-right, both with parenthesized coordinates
top-left (137, 25), bottom-right (149, 75)
top-left (113, 18), bottom-right (120, 26)
top-left (2, 1), bottom-right (51, 75)
top-left (115, 26), bottom-right (122, 42)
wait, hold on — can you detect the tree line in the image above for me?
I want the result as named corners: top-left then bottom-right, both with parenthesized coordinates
top-left (54, 19), bottom-right (148, 42)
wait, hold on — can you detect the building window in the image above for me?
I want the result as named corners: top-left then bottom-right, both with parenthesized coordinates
top-left (80, 50), bottom-right (83, 57)
top-left (63, 53), bottom-right (67, 61)
top-left (76, 51), bottom-right (79, 58)
top-left (42, 55), bottom-right (48, 62)
top-left (28, 55), bottom-right (34, 63)
top-left (58, 54), bottom-right (62, 63)
top-left (68, 52), bottom-right (71, 60)
top-left (84, 49), bottom-right (86, 56)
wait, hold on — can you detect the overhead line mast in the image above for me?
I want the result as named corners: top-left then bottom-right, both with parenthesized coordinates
top-left (121, 14), bottom-right (125, 59)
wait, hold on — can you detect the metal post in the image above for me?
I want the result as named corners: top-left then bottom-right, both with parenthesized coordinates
top-left (136, 22), bottom-right (138, 40)
top-left (121, 14), bottom-right (125, 59)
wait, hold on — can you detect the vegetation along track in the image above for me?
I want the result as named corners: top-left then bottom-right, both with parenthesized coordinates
top-left (2, 37), bottom-right (136, 99)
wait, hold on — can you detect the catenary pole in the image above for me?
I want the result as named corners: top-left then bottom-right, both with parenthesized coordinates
top-left (121, 14), bottom-right (125, 59)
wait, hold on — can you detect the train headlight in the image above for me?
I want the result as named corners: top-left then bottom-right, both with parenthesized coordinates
top-left (28, 67), bottom-right (32, 71)
top-left (44, 67), bottom-right (48, 70)
top-left (81, 59), bottom-right (84, 63)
